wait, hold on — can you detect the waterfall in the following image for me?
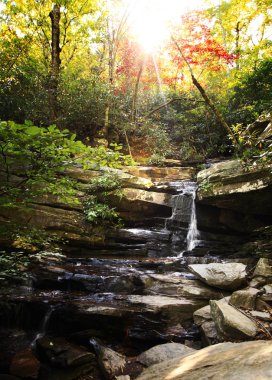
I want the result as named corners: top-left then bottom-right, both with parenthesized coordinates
top-left (166, 181), bottom-right (199, 254)
top-left (186, 188), bottom-right (199, 251)
top-left (31, 306), bottom-right (55, 348)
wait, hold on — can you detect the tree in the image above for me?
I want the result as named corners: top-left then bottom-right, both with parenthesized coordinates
top-left (170, 11), bottom-right (239, 143)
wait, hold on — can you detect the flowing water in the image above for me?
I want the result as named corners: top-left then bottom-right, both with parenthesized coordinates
top-left (0, 179), bottom-right (248, 378)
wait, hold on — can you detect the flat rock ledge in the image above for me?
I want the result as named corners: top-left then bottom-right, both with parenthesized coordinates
top-left (188, 262), bottom-right (247, 291)
top-left (135, 340), bottom-right (272, 380)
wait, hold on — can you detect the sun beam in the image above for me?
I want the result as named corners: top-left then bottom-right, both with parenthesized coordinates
top-left (127, 0), bottom-right (210, 52)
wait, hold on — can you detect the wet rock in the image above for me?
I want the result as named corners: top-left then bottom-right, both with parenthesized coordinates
top-left (90, 339), bottom-right (126, 380)
top-left (210, 300), bottom-right (257, 340)
top-left (126, 295), bottom-right (207, 323)
top-left (142, 274), bottom-right (223, 300)
top-left (0, 329), bottom-right (32, 373)
top-left (39, 362), bottom-right (95, 380)
top-left (137, 343), bottom-right (195, 367)
top-left (188, 263), bottom-right (247, 290)
top-left (135, 340), bottom-right (272, 380)
top-left (36, 337), bottom-right (95, 368)
top-left (193, 305), bottom-right (211, 326)
top-left (200, 320), bottom-right (218, 346)
top-left (230, 287), bottom-right (260, 310)
top-left (10, 348), bottom-right (40, 379)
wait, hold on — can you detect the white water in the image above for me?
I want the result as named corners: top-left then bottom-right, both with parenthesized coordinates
top-left (186, 188), bottom-right (199, 251)
top-left (166, 181), bottom-right (199, 255)
top-left (31, 306), bottom-right (55, 348)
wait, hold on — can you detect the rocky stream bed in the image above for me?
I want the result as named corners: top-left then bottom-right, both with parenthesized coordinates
top-left (0, 160), bottom-right (272, 379)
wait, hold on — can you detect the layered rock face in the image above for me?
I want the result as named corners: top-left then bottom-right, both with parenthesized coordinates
top-left (196, 160), bottom-right (272, 233)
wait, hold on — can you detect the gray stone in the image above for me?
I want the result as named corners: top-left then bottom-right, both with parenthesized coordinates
top-left (210, 300), bottom-right (257, 340)
top-left (137, 343), bottom-right (195, 367)
top-left (135, 341), bottom-right (272, 380)
top-left (143, 274), bottom-right (223, 300)
top-left (200, 320), bottom-right (218, 345)
top-left (197, 159), bottom-right (272, 216)
top-left (193, 305), bottom-right (211, 326)
top-left (188, 263), bottom-right (247, 290)
top-left (249, 310), bottom-right (271, 321)
top-left (230, 287), bottom-right (260, 310)
top-left (126, 295), bottom-right (207, 322)
top-left (253, 258), bottom-right (272, 278)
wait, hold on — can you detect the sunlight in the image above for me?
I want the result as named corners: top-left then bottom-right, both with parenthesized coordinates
top-left (127, 0), bottom-right (210, 52)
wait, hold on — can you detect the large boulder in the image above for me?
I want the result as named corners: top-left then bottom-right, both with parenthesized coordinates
top-left (137, 343), bottom-right (195, 367)
top-left (188, 263), bottom-right (247, 290)
top-left (135, 340), bottom-right (272, 380)
top-left (210, 300), bottom-right (257, 340)
top-left (197, 160), bottom-right (272, 216)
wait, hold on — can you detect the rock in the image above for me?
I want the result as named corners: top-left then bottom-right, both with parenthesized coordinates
top-left (116, 376), bottom-right (130, 380)
top-left (210, 300), bottom-right (257, 340)
top-left (261, 284), bottom-right (272, 301)
top-left (248, 310), bottom-right (271, 321)
top-left (230, 287), bottom-right (260, 310)
top-left (36, 337), bottom-right (95, 368)
top-left (137, 343), bottom-right (195, 367)
top-left (126, 295), bottom-right (207, 323)
top-left (200, 321), bottom-right (218, 346)
top-left (193, 305), bottom-right (211, 326)
top-left (255, 298), bottom-right (271, 312)
top-left (90, 339), bottom-right (126, 379)
top-left (108, 188), bottom-right (172, 221)
top-left (188, 263), bottom-right (247, 290)
top-left (143, 274), bottom-right (223, 300)
top-left (39, 362), bottom-right (94, 380)
top-left (0, 376), bottom-right (21, 380)
top-left (124, 166), bottom-right (196, 182)
top-left (10, 349), bottom-right (40, 379)
top-left (197, 160), bottom-right (272, 216)
top-left (65, 167), bottom-right (154, 190)
top-left (249, 276), bottom-right (267, 288)
top-left (135, 340), bottom-right (272, 380)
top-left (253, 258), bottom-right (272, 278)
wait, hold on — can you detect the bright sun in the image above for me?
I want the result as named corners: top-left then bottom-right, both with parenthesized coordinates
top-left (127, 0), bottom-right (209, 52)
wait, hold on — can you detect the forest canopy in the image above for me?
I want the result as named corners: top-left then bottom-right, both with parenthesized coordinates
top-left (0, 0), bottom-right (271, 163)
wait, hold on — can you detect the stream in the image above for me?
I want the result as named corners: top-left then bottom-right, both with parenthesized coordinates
top-left (0, 180), bottom-right (249, 379)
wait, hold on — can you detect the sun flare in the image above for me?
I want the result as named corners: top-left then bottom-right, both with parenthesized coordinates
top-left (127, 0), bottom-right (209, 52)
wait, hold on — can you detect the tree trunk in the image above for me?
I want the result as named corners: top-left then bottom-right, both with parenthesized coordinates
top-left (49, 5), bottom-right (61, 123)
top-left (171, 36), bottom-right (238, 145)
top-left (131, 61), bottom-right (144, 123)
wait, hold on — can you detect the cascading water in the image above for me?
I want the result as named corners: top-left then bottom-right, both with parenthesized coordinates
top-left (165, 181), bottom-right (199, 255)
top-left (186, 186), bottom-right (199, 251)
